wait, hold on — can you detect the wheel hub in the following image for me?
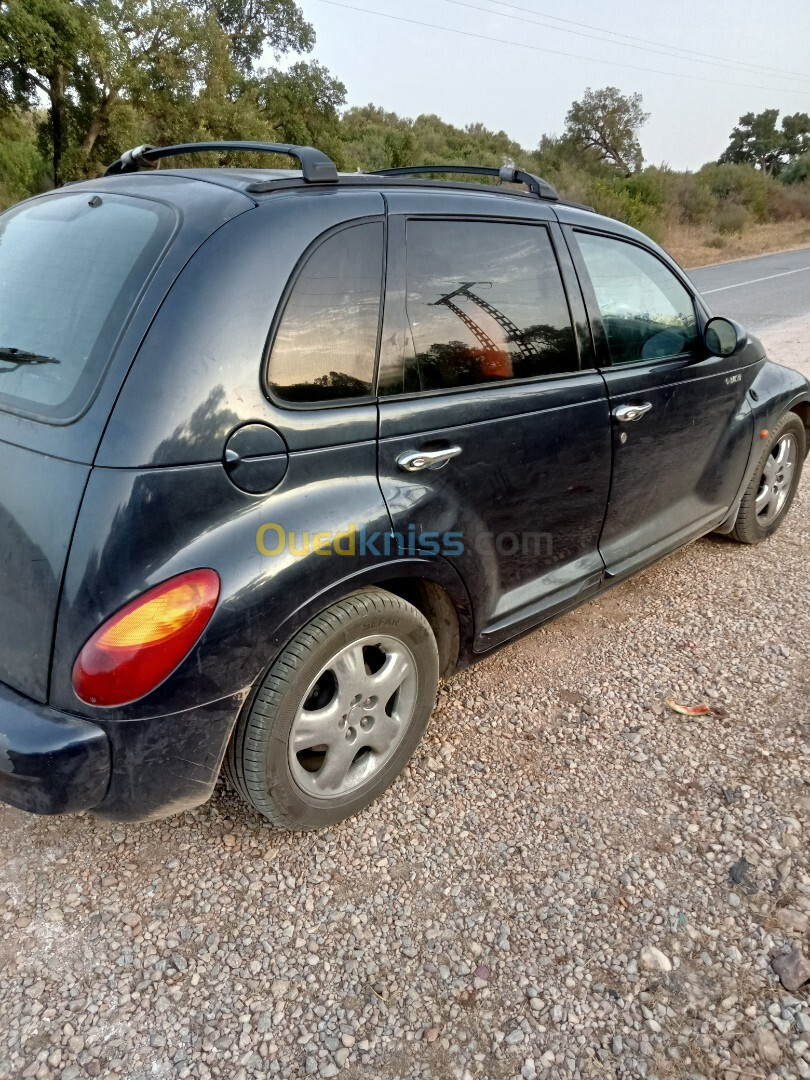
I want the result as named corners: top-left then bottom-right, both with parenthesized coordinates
top-left (755, 432), bottom-right (797, 527)
top-left (288, 634), bottom-right (418, 799)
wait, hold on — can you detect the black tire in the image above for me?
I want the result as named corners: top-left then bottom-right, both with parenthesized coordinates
top-left (730, 411), bottom-right (806, 544)
top-left (224, 588), bottom-right (439, 829)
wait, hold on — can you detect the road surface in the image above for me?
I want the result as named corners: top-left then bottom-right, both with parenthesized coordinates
top-left (688, 245), bottom-right (810, 334)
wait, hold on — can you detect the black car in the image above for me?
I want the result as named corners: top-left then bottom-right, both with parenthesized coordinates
top-left (0, 141), bottom-right (807, 829)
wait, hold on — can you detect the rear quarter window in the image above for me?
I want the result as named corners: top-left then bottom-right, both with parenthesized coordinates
top-left (266, 221), bottom-right (384, 404)
top-left (0, 191), bottom-right (175, 421)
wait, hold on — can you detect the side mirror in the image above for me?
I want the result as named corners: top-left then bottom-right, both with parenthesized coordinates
top-left (704, 316), bottom-right (747, 358)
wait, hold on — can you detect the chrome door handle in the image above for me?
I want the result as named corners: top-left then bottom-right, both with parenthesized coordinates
top-left (613, 402), bottom-right (653, 423)
top-left (396, 446), bottom-right (462, 472)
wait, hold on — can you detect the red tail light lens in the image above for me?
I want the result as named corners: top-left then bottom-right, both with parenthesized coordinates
top-left (73, 569), bottom-right (220, 706)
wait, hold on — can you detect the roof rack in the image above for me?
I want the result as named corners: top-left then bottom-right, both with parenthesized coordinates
top-left (104, 141), bottom-right (339, 184)
top-left (369, 164), bottom-right (559, 201)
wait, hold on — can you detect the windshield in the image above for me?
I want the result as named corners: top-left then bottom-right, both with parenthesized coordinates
top-left (0, 191), bottom-right (174, 421)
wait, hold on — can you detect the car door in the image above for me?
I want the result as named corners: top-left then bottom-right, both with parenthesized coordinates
top-left (376, 191), bottom-right (612, 651)
top-left (563, 219), bottom-right (755, 579)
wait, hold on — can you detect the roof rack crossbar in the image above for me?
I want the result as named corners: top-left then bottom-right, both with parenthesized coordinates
top-left (369, 164), bottom-right (558, 201)
top-left (104, 141), bottom-right (339, 184)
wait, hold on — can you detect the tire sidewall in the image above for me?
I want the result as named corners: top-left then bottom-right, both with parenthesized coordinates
top-left (262, 600), bottom-right (438, 829)
top-left (743, 414), bottom-right (806, 542)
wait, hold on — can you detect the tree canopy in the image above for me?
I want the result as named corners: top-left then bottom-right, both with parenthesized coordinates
top-left (0, 0), bottom-right (327, 184)
top-left (564, 86), bottom-right (648, 175)
top-left (720, 109), bottom-right (810, 176)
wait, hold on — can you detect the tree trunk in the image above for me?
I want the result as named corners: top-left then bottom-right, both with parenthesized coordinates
top-left (82, 88), bottom-right (119, 158)
top-left (50, 65), bottom-right (66, 187)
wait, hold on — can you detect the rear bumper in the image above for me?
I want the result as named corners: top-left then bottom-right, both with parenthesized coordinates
top-left (0, 680), bottom-right (244, 821)
top-left (0, 681), bottom-right (110, 815)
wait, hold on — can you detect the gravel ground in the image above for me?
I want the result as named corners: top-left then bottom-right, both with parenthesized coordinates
top-left (2, 322), bottom-right (809, 1080)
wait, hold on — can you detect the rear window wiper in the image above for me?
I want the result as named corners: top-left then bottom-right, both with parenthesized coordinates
top-left (0, 346), bottom-right (60, 370)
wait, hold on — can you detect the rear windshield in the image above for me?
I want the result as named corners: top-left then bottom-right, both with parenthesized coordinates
top-left (0, 191), bottom-right (174, 421)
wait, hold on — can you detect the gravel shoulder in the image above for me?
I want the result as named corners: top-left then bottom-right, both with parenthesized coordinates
top-left (1, 323), bottom-right (809, 1080)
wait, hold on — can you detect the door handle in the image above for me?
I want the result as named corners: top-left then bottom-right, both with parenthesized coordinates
top-left (396, 446), bottom-right (462, 472)
top-left (613, 402), bottom-right (653, 423)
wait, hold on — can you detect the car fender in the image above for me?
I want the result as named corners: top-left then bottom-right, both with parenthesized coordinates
top-left (715, 359), bottom-right (810, 533)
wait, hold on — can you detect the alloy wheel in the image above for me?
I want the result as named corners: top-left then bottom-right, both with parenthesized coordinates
top-left (755, 432), bottom-right (798, 527)
top-left (288, 635), bottom-right (418, 799)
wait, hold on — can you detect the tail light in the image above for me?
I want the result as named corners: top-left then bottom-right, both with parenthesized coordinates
top-left (73, 569), bottom-right (220, 706)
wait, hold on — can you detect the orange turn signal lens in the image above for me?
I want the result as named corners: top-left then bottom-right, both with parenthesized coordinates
top-left (73, 569), bottom-right (220, 706)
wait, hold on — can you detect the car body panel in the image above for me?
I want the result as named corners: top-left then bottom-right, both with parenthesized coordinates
top-left (0, 444), bottom-right (89, 700)
top-left (0, 678), bottom-right (110, 814)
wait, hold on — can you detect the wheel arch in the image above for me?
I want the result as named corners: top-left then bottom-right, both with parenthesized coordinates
top-left (258, 557), bottom-right (475, 689)
top-left (789, 398), bottom-right (810, 457)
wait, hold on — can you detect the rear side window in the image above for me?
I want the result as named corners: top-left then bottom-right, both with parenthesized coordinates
top-left (0, 192), bottom-right (174, 420)
top-left (576, 232), bottom-right (699, 365)
top-left (267, 221), bottom-right (384, 404)
top-left (396, 219), bottom-right (577, 394)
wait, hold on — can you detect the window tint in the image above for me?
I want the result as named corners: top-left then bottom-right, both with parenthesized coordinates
top-left (0, 192), bottom-right (173, 420)
top-left (268, 222), bottom-right (383, 403)
top-left (397, 220), bottom-right (577, 394)
top-left (576, 232), bottom-right (699, 365)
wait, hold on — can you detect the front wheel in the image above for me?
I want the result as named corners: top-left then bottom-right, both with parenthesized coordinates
top-left (225, 589), bottom-right (439, 829)
top-left (731, 412), bottom-right (806, 544)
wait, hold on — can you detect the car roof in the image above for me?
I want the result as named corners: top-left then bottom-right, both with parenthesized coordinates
top-left (84, 142), bottom-right (664, 250)
top-left (57, 162), bottom-right (664, 261)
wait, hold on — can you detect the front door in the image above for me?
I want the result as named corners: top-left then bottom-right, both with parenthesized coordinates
top-left (566, 225), bottom-right (755, 578)
top-left (376, 196), bottom-right (612, 650)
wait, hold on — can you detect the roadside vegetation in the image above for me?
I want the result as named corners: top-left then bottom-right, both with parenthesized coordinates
top-left (2, 0), bottom-right (810, 266)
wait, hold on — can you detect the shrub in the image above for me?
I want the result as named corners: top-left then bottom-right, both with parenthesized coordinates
top-left (714, 204), bottom-right (750, 234)
top-left (584, 176), bottom-right (665, 241)
top-left (698, 162), bottom-right (771, 221)
top-left (771, 184), bottom-right (810, 219)
top-left (670, 174), bottom-right (717, 225)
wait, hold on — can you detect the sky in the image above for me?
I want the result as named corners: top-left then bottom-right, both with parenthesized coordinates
top-left (282, 0), bottom-right (810, 170)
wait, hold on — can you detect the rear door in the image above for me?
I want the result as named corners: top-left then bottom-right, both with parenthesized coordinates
top-left (376, 191), bottom-right (612, 650)
top-left (563, 221), bottom-right (754, 578)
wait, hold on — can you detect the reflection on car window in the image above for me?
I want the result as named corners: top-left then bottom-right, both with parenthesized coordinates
top-left (396, 220), bottom-right (577, 394)
top-left (268, 222), bottom-right (383, 403)
top-left (0, 193), bottom-right (171, 420)
top-left (576, 232), bottom-right (698, 365)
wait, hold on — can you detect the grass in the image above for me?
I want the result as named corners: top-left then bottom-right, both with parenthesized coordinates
top-left (663, 220), bottom-right (810, 269)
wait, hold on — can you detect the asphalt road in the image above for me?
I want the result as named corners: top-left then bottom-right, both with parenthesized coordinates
top-left (688, 245), bottom-right (810, 333)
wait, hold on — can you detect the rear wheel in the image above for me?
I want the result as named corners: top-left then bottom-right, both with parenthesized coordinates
top-left (225, 588), bottom-right (439, 829)
top-left (731, 412), bottom-right (806, 544)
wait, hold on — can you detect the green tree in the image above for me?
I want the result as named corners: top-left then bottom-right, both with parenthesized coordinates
top-left (564, 86), bottom-right (648, 175)
top-left (254, 61), bottom-right (346, 158)
top-left (0, 109), bottom-right (48, 207)
top-left (0, 0), bottom-right (321, 185)
top-left (0, 0), bottom-right (92, 184)
top-left (720, 109), bottom-right (810, 175)
top-left (782, 153), bottom-right (810, 186)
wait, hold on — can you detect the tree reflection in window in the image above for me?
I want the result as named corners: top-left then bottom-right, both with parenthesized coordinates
top-left (403, 221), bottom-right (578, 393)
top-left (268, 222), bottom-right (383, 403)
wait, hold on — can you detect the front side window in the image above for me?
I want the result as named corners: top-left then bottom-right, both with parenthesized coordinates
top-left (267, 221), bottom-right (383, 403)
top-left (0, 192), bottom-right (174, 420)
top-left (576, 232), bottom-right (699, 365)
top-left (398, 219), bottom-right (577, 394)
